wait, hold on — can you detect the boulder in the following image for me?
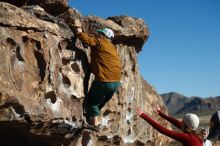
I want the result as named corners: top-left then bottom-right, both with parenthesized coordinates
top-left (0, 2), bottom-right (170, 146)
top-left (0, 0), bottom-right (69, 15)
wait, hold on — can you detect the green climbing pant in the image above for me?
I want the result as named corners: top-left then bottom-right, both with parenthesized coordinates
top-left (86, 80), bottom-right (120, 117)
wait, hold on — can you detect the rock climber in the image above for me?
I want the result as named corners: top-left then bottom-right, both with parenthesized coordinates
top-left (73, 19), bottom-right (121, 132)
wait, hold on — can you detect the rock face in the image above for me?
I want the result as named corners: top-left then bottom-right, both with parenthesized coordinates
top-left (0, 1), bottom-right (170, 146)
top-left (0, 0), bottom-right (69, 15)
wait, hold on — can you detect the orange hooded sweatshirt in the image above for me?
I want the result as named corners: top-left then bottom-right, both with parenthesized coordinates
top-left (77, 32), bottom-right (121, 82)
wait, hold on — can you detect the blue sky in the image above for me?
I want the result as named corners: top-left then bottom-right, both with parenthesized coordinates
top-left (70, 0), bottom-right (220, 98)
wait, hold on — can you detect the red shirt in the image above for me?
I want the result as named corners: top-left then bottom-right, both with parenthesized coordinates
top-left (140, 111), bottom-right (202, 146)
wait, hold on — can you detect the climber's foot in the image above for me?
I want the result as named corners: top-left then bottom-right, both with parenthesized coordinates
top-left (83, 123), bottom-right (100, 132)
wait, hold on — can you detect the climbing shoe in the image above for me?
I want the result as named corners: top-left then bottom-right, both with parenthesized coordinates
top-left (83, 123), bottom-right (100, 132)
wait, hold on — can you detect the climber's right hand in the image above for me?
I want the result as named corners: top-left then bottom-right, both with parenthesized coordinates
top-left (73, 19), bottom-right (83, 34)
top-left (76, 28), bottom-right (82, 34)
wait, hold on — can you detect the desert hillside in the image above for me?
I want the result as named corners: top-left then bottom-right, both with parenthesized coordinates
top-left (161, 92), bottom-right (220, 116)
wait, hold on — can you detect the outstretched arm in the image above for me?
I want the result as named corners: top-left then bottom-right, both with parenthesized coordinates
top-left (77, 32), bottom-right (100, 47)
top-left (136, 107), bottom-right (188, 142)
top-left (157, 110), bottom-right (183, 130)
top-left (73, 19), bottom-right (100, 47)
top-left (152, 105), bottom-right (183, 130)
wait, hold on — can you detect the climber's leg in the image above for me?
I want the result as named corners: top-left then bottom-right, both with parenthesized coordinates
top-left (86, 81), bottom-right (105, 125)
top-left (98, 82), bottom-right (120, 110)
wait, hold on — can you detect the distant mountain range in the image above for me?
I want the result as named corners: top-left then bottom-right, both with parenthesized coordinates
top-left (161, 92), bottom-right (220, 116)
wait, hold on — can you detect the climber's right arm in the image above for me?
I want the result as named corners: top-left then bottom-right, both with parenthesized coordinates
top-left (75, 27), bottom-right (100, 47)
top-left (77, 32), bottom-right (100, 47)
